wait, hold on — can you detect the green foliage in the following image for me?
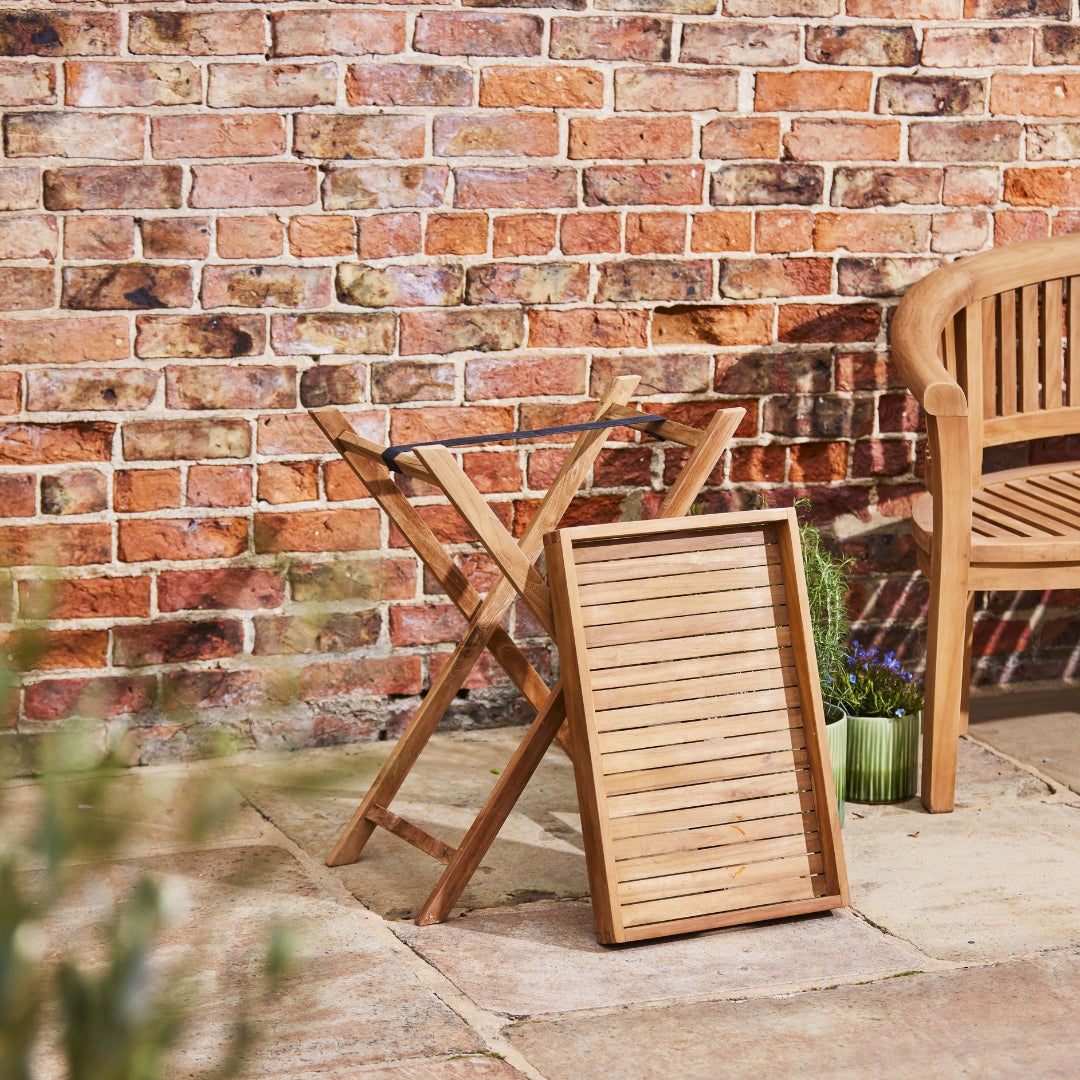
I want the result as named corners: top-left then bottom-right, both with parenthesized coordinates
top-left (837, 642), bottom-right (924, 719)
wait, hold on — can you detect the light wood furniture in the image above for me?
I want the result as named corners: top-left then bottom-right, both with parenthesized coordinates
top-left (310, 378), bottom-right (745, 924)
top-left (891, 234), bottom-right (1080, 813)
top-left (545, 509), bottom-right (848, 943)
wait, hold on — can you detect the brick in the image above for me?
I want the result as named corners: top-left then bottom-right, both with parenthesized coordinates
top-left (837, 256), bottom-right (941, 297)
top-left (995, 210), bottom-right (1050, 245)
top-left (388, 405), bottom-right (514, 449)
top-left (162, 670), bottom-right (289, 712)
top-left (626, 212), bottom-right (686, 254)
top-left (300, 360), bottom-right (369, 405)
top-left (0, 371), bottom-right (18, 414)
top-left (322, 459), bottom-right (367, 502)
top-left (766, 393), bottom-right (875, 439)
top-left (847, 0), bottom-right (958, 13)
top-left (323, 166), bottom-right (449, 211)
top-left (390, 604), bottom-right (466, 646)
top-left (129, 11), bottom-right (265, 55)
top-left (191, 164), bottom-right (317, 210)
top-left (814, 212), bottom-right (930, 253)
top-left (435, 114), bottom-right (559, 158)
top-left (62, 215), bottom-right (135, 263)
top-left (785, 120), bottom-right (901, 163)
top-left (294, 115), bottom-right (424, 163)
top-left (480, 66), bottom-right (602, 108)
top-left (337, 264), bottom-right (462, 308)
top-left (216, 216), bottom-right (281, 259)
top-left (346, 63), bottom-right (473, 108)
top-left (415, 12), bottom-right (542, 57)
top-left (201, 266), bottom-right (331, 310)
top-left (186, 464), bottom-right (251, 508)
top-left (712, 164), bottom-right (824, 206)
top-left (1028, 124), bottom-right (1080, 161)
top-left (924, 27), bottom-right (1032, 67)
top-left (0, 316), bottom-right (128, 365)
top-left (0, 474), bottom-right (33, 517)
top-left (271, 11), bottom-right (404, 56)
top-left (943, 166), bottom-right (1001, 207)
top-left (255, 611), bottom-right (380, 657)
top-left (135, 314), bottom-right (264, 360)
top-left (730, 444), bottom-right (784, 484)
top-left (727, 0), bottom-right (839, 10)
top-left (426, 213), bottom-right (488, 256)
top-left (651, 304), bottom-right (771, 346)
top-left (0, 12), bottom-right (119, 56)
top-left (909, 121), bottom-right (1021, 163)
top-left (465, 355), bottom-right (585, 400)
top-left (756, 71), bottom-right (872, 112)
top-left (965, 0), bottom-right (1067, 16)
top-left (272, 312), bottom-right (394, 356)
top-left (1004, 167), bottom-right (1080, 207)
top-left (466, 262), bottom-right (589, 305)
top-left (1036, 26), bottom-right (1080, 65)
top-left (40, 470), bottom-right (105, 515)
top-left (358, 213), bottom-right (421, 258)
top-left (806, 25), bottom-right (918, 66)
top-left (0, 421), bottom-right (113, 465)
top-left (569, 117), bottom-right (692, 161)
top-left (878, 75), bottom-right (985, 116)
top-left (831, 167), bottom-right (943, 208)
top-left (141, 218), bottom-right (210, 260)
top-left (122, 418), bottom-right (250, 461)
top-left (388, 501), bottom-right (513, 548)
top-left (690, 211), bottom-right (752, 252)
top-left (258, 410), bottom-right (384, 455)
top-left (288, 215), bottom-right (355, 258)
top-left (114, 468), bottom-right (180, 512)
top-left (0, 523), bottom-right (110, 567)
top-left (789, 442), bottom-right (849, 484)
top-left (24, 676), bottom-right (155, 721)
top-left (257, 461), bottom-right (318, 504)
top-left (2, 629), bottom-right (107, 671)
top-left (551, 17), bottom-right (670, 61)
top-left (0, 167), bottom-right (38, 211)
top-left (254, 508), bottom-right (379, 554)
top-left (0, 61), bottom-right (55, 105)
top-left (455, 168), bottom-right (576, 210)
top-left (932, 210), bottom-right (991, 254)
top-left (597, 259), bottom-right (711, 303)
top-left (207, 63), bottom-right (336, 108)
top-left (118, 518), bottom-right (248, 563)
top-left (599, 0), bottom-right (713, 9)
top-left (62, 265), bottom-right (191, 312)
top-left (877, 392), bottom-right (923, 434)
top-left (462, 451), bottom-right (523, 495)
top-left (591, 353), bottom-right (710, 395)
top-left (714, 349), bottom-right (830, 394)
top-left (66, 61), bottom-right (200, 107)
top-left (167, 366), bottom-right (295, 411)
top-left (615, 67), bottom-right (737, 112)
top-left (0, 268), bottom-right (52, 311)
top-left (5, 112), bottom-right (142, 159)
top-left (299, 655), bottom-right (421, 702)
top-left (681, 23), bottom-right (798, 65)
top-left (26, 368), bottom-right (158, 412)
top-left (399, 309), bottom-right (525, 355)
top-left (702, 118), bottom-right (781, 160)
top-left (151, 115), bottom-right (286, 159)
top-left (0, 215), bottom-right (56, 259)
top-left (528, 309), bottom-right (649, 349)
top-left (721, 257), bottom-right (831, 299)
top-left (585, 165), bottom-right (703, 206)
top-left (113, 619), bottom-right (243, 667)
top-left (561, 213), bottom-right (620, 255)
top-left (43, 166), bottom-right (182, 211)
top-left (777, 303), bottom-right (881, 344)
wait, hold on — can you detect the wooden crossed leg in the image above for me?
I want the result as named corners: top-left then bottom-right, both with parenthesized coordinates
top-left (310, 375), bottom-right (745, 925)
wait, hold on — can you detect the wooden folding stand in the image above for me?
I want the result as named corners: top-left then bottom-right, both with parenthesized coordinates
top-left (310, 375), bottom-right (745, 925)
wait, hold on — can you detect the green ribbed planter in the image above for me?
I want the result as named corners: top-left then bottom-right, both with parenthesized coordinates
top-left (845, 710), bottom-right (921, 803)
top-left (825, 709), bottom-right (847, 827)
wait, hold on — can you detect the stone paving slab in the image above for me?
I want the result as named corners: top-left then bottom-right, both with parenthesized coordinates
top-left (347, 1057), bottom-right (528, 1079)
top-left (971, 709), bottom-right (1080, 796)
top-left (393, 900), bottom-right (924, 1017)
top-left (506, 949), bottom-right (1080, 1080)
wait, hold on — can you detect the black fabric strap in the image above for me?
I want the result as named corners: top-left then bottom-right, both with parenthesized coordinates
top-left (381, 414), bottom-right (668, 473)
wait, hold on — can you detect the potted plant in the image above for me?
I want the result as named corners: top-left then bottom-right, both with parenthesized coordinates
top-left (838, 642), bottom-right (924, 803)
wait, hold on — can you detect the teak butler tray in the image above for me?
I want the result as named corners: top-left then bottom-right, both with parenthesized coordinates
top-left (309, 376), bottom-right (745, 925)
top-left (545, 509), bottom-right (849, 944)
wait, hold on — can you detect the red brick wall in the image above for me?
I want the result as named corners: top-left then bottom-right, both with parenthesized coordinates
top-left (2, 1), bottom-right (1079, 760)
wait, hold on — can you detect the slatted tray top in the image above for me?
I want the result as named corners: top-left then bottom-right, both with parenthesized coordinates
top-left (545, 509), bottom-right (848, 944)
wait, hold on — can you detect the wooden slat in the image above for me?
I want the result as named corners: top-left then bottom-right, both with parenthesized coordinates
top-left (1069, 276), bottom-right (1080, 407)
top-left (599, 708), bottom-right (803, 756)
top-left (596, 682), bottom-right (802, 734)
top-left (1021, 282), bottom-right (1041, 411)
top-left (973, 488), bottom-right (1067, 536)
top-left (998, 289), bottom-right (1018, 415)
top-left (602, 725), bottom-right (806, 775)
top-left (981, 295), bottom-right (998, 423)
top-left (584, 600), bottom-right (786, 652)
top-left (572, 526), bottom-right (763, 565)
top-left (579, 560), bottom-right (782, 611)
top-left (603, 402), bottom-right (704, 448)
top-left (365, 804), bottom-right (457, 864)
top-left (1043, 278), bottom-right (1065, 410)
top-left (603, 746), bottom-right (808, 797)
top-left (574, 540), bottom-right (776, 587)
top-left (995, 480), bottom-right (1080, 532)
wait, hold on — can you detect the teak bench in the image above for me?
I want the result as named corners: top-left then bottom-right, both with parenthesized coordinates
top-left (891, 234), bottom-right (1080, 813)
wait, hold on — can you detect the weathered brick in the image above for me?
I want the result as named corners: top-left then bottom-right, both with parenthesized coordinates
top-left (465, 355), bottom-right (585, 401)
top-left (785, 120), bottom-right (901, 163)
top-left (0, 268), bottom-right (52, 311)
top-left (207, 63), bottom-right (336, 108)
top-left (322, 459), bottom-right (367, 502)
top-left (39, 470), bottom-right (106, 515)
top-left (191, 164), bottom-right (317, 210)
top-left (993, 75), bottom-right (1080, 118)
top-left (294, 115), bottom-right (424, 161)
top-left (756, 71), bottom-right (872, 112)
top-left (831, 167), bottom-right (943, 208)
top-left (0, 12), bottom-right (119, 57)
top-left (1028, 124), bottom-right (1080, 161)
top-left (651, 304), bottom-right (771, 346)
top-left (426, 213), bottom-right (488, 257)
top-left (944, 166), bottom-right (1000, 207)
top-left (597, 259), bottom-right (711, 303)
top-left (254, 508), bottom-right (379, 554)
top-left (878, 75), bottom-right (985, 116)
top-left (846, 0), bottom-right (958, 14)
top-left (528, 308), bottom-right (649, 348)
top-left (415, 12), bottom-right (542, 57)
top-left (560, 213), bottom-right (621, 255)
top-left (681, 23), bottom-right (798, 66)
top-left (0, 523), bottom-right (111, 567)
top-left (201, 266), bottom-right (331, 310)
top-left (135, 314), bottom-right (263, 360)
top-left (435, 114), bottom-right (559, 158)
top-left (585, 165), bottom-right (703, 206)
top-left (569, 117), bottom-right (692, 161)
top-left (0, 316), bottom-right (127, 365)
top-left (43, 166), bottom-right (182, 211)
top-left (0, 215), bottom-right (56, 260)
top-left (806, 25), bottom-right (918, 66)
top-left (690, 211), bottom-right (753, 252)
top-left (777, 303), bottom-right (881, 344)
top-left (714, 348), bottom-right (830, 394)
top-left (599, 0), bottom-right (712, 9)
top-left (254, 611), bottom-right (379, 656)
top-left (62, 265), bottom-right (191, 312)
top-left (162, 669), bottom-right (289, 712)
top-left (390, 604), bottom-right (466, 647)
top-left (0, 421), bottom-right (113, 465)
top-left (720, 257), bottom-right (831, 299)
top-left (399, 309), bottom-right (525, 355)
top-left (66, 61), bottom-right (200, 107)
top-left (730, 444), bottom-right (785, 484)
top-left (257, 461), bottom-right (319, 504)
top-left (287, 215), bottom-right (355, 258)
top-left (388, 405), bottom-right (515, 448)
top-left (129, 11), bottom-right (266, 55)
top-left (711, 164), bottom-right (824, 206)
top-left (965, 0), bottom-right (1067, 17)
top-left (118, 519), bottom-right (248, 564)
top-left (702, 118), bottom-right (781, 160)
top-left (24, 676), bottom-right (155, 721)
top-left (358, 213), bottom-right (422, 258)
top-left (114, 619), bottom-right (243, 667)
top-left (462, 451), bottom-right (523, 496)
top-left (766, 393), bottom-right (875, 440)
top-left (271, 11), bottom-right (404, 56)
top-left (186, 464), bottom-right (251, 508)
top-left (995, 210), bottom-right (1050, 244)
top-left (814, 212), bottom-right (930, 253)
top-left (0, 371), bottom-right (18, 414)
top-left (0, 167), bottom-right (38, 211)
top-left (371, 361), bottom-right (454, 404)
top-left (909, 121), bottom-right (1021, 163)
top-left (299, 655), bottom-right (421, 702)
top-left (551, 17), bottom-right (670, 61)
top-left (166, 366), bottom-right (295, 411)
top-left (626, 212), bottom-right (685, 254)
top-left (323, 166), bottom-right (449, 211)
top-left (6, 112), bottom-right (142, 160)
top-left (1036, 26), bottom-right (1080, 66)
top-left (466, 262), bottom-right (589, 305)
top-left (924, 27), bottom-right (1032, 67)
top-left (789, 441), bottom-right (849, 484)
top-left (0, 61), bottom-right (55, 106)
top-left (151, 115), bottom-right (286, 160)
top-left (837, 256), bottom-right (941, 297)
top-left (217, 216), bottom-right (282, 259)
top-left (272, 312), bottom-right (394, 356)
top-left (114, 468), bottom-right (180, 512)
top-left (1004, 167), bottom-right (1080, 207)
top-left (141, 218), bottom-right (210, 260)
top-left (1, 629), bottom-right (107, 670)
top-left (388, 501), bottom-right (513, 548)
top-left (615, 67), bottom-right (737, 111)
top-left (337, 264), bottom-right (462, 308)
top-left (258, 410), bottom-right (383, 456)
top-left (727, 0), bottom-right (839, 11)
top-left (932, 210), bottom-right (991, 253)
top-left (122, 418), bottom-right (250, 461)
top-left (591, 354), bottom-right (710, 396)
top-left (480, 66), bottom-right (602, 108)
top-left (455, 168), bottom-right (577, 210)
top-left (346, 63), bottom-right (473, 108)
top-left (26, 368), bottom-right (158, 412)
top-left (0, 474), bottom-right (33, 517)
